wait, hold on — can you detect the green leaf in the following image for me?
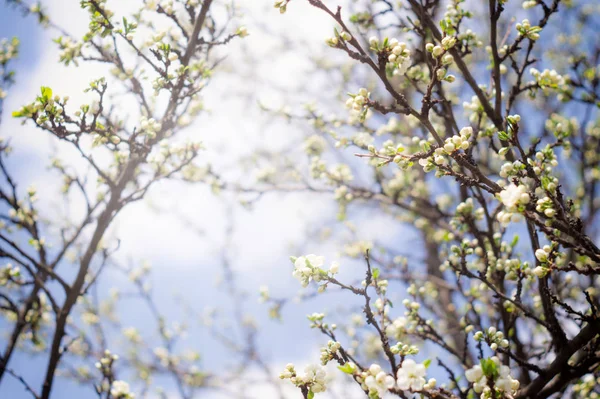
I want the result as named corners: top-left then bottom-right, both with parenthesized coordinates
top-left (40, 86), bottom-right (52, 101)
top-left (440, 19), bottom-right (447, 31)
top-left (372, 268), bottom-right (380, 279)
top-left (511, 235), bottom-right (519, 247)
top-left (480, 358), bottom-right (498, 379)
top-left (307, 391), bottom-right (314, 399)
top-left (497, 131), bottom-right (510, 141)
top-left (338, 363), bottom-right (355, 374)
top-left (423, 359), bottom-right (432, 368)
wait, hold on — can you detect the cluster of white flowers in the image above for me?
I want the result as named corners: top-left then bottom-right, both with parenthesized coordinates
top-left (353, 360), bottom-right (431, 397)
top-left (497, 183), bottom-right (530, 225)
top-left (396, 359), bottom-right (431, 391)
top-left (385, 316), bottom-right (409, 340)
top-left (443, 126), bottom-right (472, 154)
top-left (139, 116), bottom-right (162, 138)
top-left (334, 185), bottom-right (353, 203)
top-left (0, 37), bottom-right (19, 67)
top-left (346, 88), bottom-right (370, 111)
top-left (525, 149), bottom-right (559, 183)
top-left (255, 165), bottom-right (277, 182)
top-left (122, 327), bottom-right (142, 343)
top-left (388, 41), bottom-right (411, 76)
top-left (530, 68), bottom-right (568, 91)
top-left (144, 30), bottom-right (166, 48)
top-left (326, 30), bottom-right (351, 47)
top-left (92, 132), bottom-right (121, 147)
top-left (236, 26), bottom-right (249, 38)
top-left (545, 113), bottom-right (579, 139)
top-left (463, 94), bottom-right (485, 122)
top-left (111, 380), bottom-right (135, 399)
top-left (368, 37), bottom-right (413, 76)
top-left (0, 263), bottom-right (21, 286)
top-left (304, 135), bottom-right (327, 156)
top-left (95, 350), bottom-right (134, 397)
top-left (319, 340), bottom-right (341, 365)
top-left (426, 36), bottom-right (457, 58)
top-left (535, 196), bottom-right (556, 217)
top-left (280, 364), bottom-right (327, 394)
top-left (425, 41), bottom-right (457, 82)
top-left (572, 374), bottom-right (600, 398)
top-left (7, 204), bottom-right (37, 226)
top-left (458, 28), bottom-right (483, 48)
top-left (328, 164), bottom-right (354, 183)
top-left (110, 66), bottom-right (134, 81)
top-left (535, 245), bottom-right (552, 264)
top-left (498, 184), bottom-right (530, 209)
top-left (353, 132), bottom-right (375, 148)
top-left (417, 127), bottom-right (471, 173)
top-left (455, 198), bottom-right (484, 219)
top-left (359, 364), bottom-right (396, 397)
top-left (497, 160), bottom-right (519, 178)
top-left (465, 357), bottom-right (519, 398)
top-left (291, 255), bottom-right (339, 288)
top-left (516, 19), bottom-right (542, 41)
top-left (55, 36), bottom-right (83, 66)
top-left (390, 342), bottom-right (420, 357)
top-left (158, 0), bottom-right (174, 14)
top-left (473, 327), bottom-right (509, 351)
top-left (82, 311), bottom-right (100, 325)
top-left (95, 350), bottom-right (119, 373)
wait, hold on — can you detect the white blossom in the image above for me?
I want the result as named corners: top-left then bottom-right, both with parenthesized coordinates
top-left (363, 364), bottom-right (395, 397)
top-left (396, 359), bottom-right (426, 391)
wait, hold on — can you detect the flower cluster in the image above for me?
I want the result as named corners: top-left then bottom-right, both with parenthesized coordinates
top-left (111, 380), bottom-right (134, 399)
top-left (396, 359), bottom-right (429, 391)
top-left (358, 364), bottom-right (396, 398)
top-left (388, 42), bottom-right (411, 76)
top-left (465, 357), bottom-right (519, 398)
top-left (455, 198), bottom-right (484, 220)
top-left (499, 158), bottom-right (525, 176)
top-left (139, 116), bottom-right (162, 139)
top-left (0, 263), bottom-right (21, 286)
top-left (291, 255), bottom-right (339, 288)
top-left (497, 183), bottom-right (530, 225)
top-left (304, 134), bottom-right (327, 156)
top-left (346, 88), bottom-right (370, 111)
top-left (530, 68), bottom-right (569, 94)
top-left (352, 360), bottom-right (431, 398)
top-left (443, 126), bottom-right (472, 154)
top-left (319, 340), bottom-right (341, 365)
top-left (535, 196), bottom-right (556, 218)
top-left (473, 327), bottom-right (509, 351)
top-left (417, 127), bottom-right (471, 173)
top-left (55, 36), bottom-right (83, 66)
top-left (94, 350), bottom-right (134, 398)
top-left (535, 245), bottom-right (553, 265)
top-left (280, 364), bottom-right (327, 395)
top-left (516, 19), bottom-right (542, 41)
top-left (326, 30), bottom-right (351, 47)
